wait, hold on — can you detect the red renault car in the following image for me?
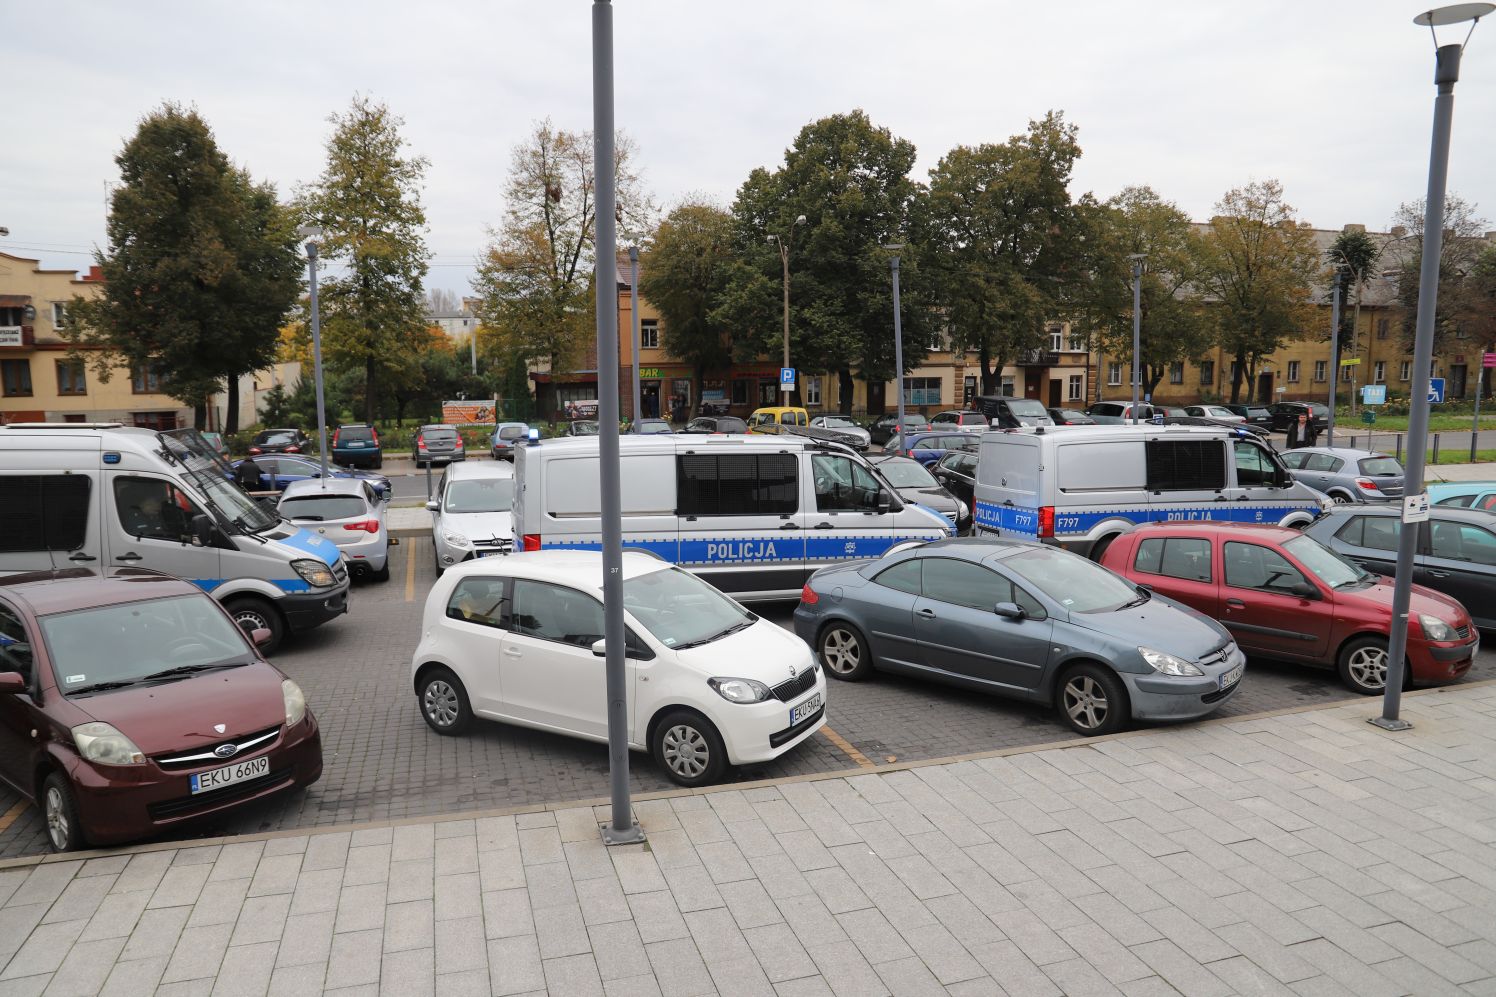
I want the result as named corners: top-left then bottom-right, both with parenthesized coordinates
top-left (0, 569), bottom-right (322, 851)
top-left (1100, 522), bottom-right (1478, 694)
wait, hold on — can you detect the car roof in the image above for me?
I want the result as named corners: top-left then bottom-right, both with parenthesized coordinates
top-left (877, 536), bottom-right (1050, 568)
top-left (1320, 503), bottom-right (1494, 524)
top-left (445, 549), bottom-right (670, 589)
top-left (421, 424), bottom-right (457, 431)
top-left (1131, 521), bottom-right (1302, 543)
top-left (280, 477), bottom-right (369, 498)
top-left (1292, 447), bottom-right (1392, 460)
top-left (536, 434), bottom-right (831, 456)
top-left (443, 460), bottom-right (515, 480)
top-left (0, 569), bottom-right (205, 616)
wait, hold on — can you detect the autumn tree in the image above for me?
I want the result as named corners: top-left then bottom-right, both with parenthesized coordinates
top-left (1196, 180), bottom-right (1321, 403)
top-left (67, 104), bottom-right (302, 430)
top-left (638, 200), bottom-right (735, 417)
top-left (296, 95), bottom-right (431, 424)
top-left (1323, 228), bottom-right (1383, 369)
top-left (1388, 194), bottom-right (1490, 356)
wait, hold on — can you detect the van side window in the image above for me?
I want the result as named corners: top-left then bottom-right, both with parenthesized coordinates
top-left (1233, 441), bottom-right (1278, 487)
top-left (0, 602), bottom-right (34, 684)
top-left (1145, 440), bottom-right (1226, 491)
top-left (0, 475), bottom-right (91, 553)
top-left (812, 455), bottom-right (882, 512)
top-left (112, 477), bottom-right (200, 543)
top-left (677, 454), bottom-right (798, 516)
top-left (447, 577), bottom-right (508, 629)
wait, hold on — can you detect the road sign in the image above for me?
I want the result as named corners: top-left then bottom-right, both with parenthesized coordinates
top-left (1402, 492), bottom-right (1430, 524)
top-left (1362, 384), bottom-right (1387, 405)
top-left (1428, 377), bottom-right (1446, 404)
top-left (779, 367), bottom-right (795, 391)
top-left (1339, 357), bottom-right (1361, 366)
top-left (1484, 351), bottom-right (1496, 368)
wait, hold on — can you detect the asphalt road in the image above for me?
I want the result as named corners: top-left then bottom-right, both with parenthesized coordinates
top-left (2, 538), bottom-right (1486, 859)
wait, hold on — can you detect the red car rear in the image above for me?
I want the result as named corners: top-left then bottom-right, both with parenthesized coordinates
top-left (1100, 522), bottom-right (1477, 694)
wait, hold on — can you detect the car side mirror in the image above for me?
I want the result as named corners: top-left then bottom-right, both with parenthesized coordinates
top-left (250, 627), bottom-right (273, 648)
top-left (0, 672), bottom-right (26, 694)
top-left (190, 513), bottom-right (214, 548)
top-left (592, 638), bottom-right (607, 657)
top-left (1291, 582), bottom-right (1319, 599)
top-left (876, 489), bottom-right (895, 513)
top-left (993, 602), bottom-right (1025, 620)
top-left (425, 500), bottom-right (439, 512)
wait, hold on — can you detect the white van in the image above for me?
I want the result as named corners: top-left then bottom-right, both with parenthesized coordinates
top-left (512, 434), bottom-right (954, 600)
top-left (0, 424), bottom-right (349, 651)
top-left (973, 424), bottom-right (1327, 559)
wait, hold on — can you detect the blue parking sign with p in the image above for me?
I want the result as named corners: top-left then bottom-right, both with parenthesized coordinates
top-left (780, 367), bottom-right (795, 387)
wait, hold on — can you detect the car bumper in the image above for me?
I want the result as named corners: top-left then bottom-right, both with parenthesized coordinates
top-left (1121, 647), bottom-right (1245, 721)
top-left (417, 452), bottom-right (465, 464)
top-left (280, 581), bottom-right (350, 632)
top-left (713, 672), bottom-right (828, 765)
top-left (1410, 634), bottom-right (1478, 683)
top-left (336, 533), bottom-right (389, 574)
top-left (333, 450), bottom-right (381, 467)
top-left (66, 713), bottom-right (323, 846)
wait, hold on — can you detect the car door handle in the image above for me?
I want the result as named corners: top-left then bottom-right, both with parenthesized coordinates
top-left (916, 608), bottom-right (937, 619)
top-left (780, 522), bottom-right (800, 530)
top-left (68, 552), bottom-right (97, 562)
top-left (1225, 598), bottom-right (1246, 608)
top-left (502, 647), bottom-right (522, 657)
top-left (1425, 570), bottom-right (1449, 578)
top-left (814, 523), bottom-right (834, 530)
top-left (116, 552), bottom-right (143, 562)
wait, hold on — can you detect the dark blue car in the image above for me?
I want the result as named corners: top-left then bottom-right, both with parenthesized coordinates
top-left (230, 455), bottom-right (392, 497)
top-left (887, 431), bottom-right (979, 467)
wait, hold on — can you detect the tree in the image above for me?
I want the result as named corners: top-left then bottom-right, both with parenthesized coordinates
top-left (638, 200), bottom-right (735, 418)
top-left (1388, 194), bottom-right (1490, 356)
top-left (425, 287), bottom-right (461, 314)
top-left (716, 110), bottom-right (928, 411)
top-left (920, 112), bottom-right (1089, 395)
top-left (472, 119), bottom-right (654, 382)
top-left (297, 95), bottom-right (431, 424)
top-left (1196, 180), bottom-right (1322, 403)
top-left (67, 104), bottom-right (303, 430)
top-left (1324, 229), bottom-right (1383, 378)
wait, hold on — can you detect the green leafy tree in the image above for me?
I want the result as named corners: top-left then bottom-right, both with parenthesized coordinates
top-left (638, 200), bottom-right (735, 417)
top-left (1196, 180), bottom-right (1322, 403)
top-left (67, 104), bottom-right (303, 429)
top-left (920, 112), bottom-right (1089, 395)
top-left (1388, 194), bottom-right (1490, 356)
top-left (297, 95), bottom-right (431, 424)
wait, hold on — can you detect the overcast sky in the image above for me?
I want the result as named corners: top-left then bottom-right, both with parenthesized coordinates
top-left (4, 0), bottom-right (1493, 296)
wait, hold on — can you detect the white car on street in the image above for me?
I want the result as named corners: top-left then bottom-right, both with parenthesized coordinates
top-left (1183, 405), bottom-right (1246, 423)
top-left (428, 461), bottom-right (515, 573)
top-left (410, 551), bottom-right (827, 786)
top-left (277, 477), bottom-right (389, 582)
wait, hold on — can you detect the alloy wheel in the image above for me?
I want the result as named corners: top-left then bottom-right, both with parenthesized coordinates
top-left (661, 724), bottom-right (709, 779)
top-left (45, 786), bottom-right (69, 851)
top-left (423, 681), bottom-right (460, 728)
top-left (1347, 645), bottom-right (1388, 690)
top-left (821, 629), bottom-right (860, 675)
top-left (1062, 675), bottom-right (1110, 731)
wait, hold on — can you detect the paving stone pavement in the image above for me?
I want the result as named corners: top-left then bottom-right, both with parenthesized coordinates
top-left (1, 680), bottom-right (1494, 995)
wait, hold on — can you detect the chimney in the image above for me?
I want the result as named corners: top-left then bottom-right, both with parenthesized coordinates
top-left (1390, 226), bottom-right (1407, 238)
top-left (83, 265), bottom-right (104, 282)
top-left (1342, 224), bottom-right (1366, 234)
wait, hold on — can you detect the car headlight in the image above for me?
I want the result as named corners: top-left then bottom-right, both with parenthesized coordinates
top-left (707, 677), bottom-right (772, 704)
top-left (442, 530), bottom-right (473, 548)
top-left (1138, 647), bottom-right (1205, 677)
top-left (282, 679), bottom-right (308, 727)
top-left (1419, 614), bottom-right (1457, 642)
top-left (292, 559), bottom-right (336, 588)
top-left (72, 722), bottom-right (145, 765)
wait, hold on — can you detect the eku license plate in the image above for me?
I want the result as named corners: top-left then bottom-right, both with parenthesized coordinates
top-left (790, 692), bottom-right (823, 726)
top-left (190, 755), bottom-right (270, 794)
top-left (1219, 663), bottom-right (1245, 690)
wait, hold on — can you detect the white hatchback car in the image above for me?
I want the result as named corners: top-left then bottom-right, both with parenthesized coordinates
top-left (277, 478), bottom-right (389, 582)
top-left (428, 461), bottom-right (515, 573)
top-left (410, 551), bottom-right (827, 786)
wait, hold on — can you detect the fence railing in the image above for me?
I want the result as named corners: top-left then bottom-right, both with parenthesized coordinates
top-left (1323, 428), bottom-right (1492, 464)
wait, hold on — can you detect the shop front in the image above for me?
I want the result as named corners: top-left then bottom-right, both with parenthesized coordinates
top-left (637, 367), bottom-right (694, 421)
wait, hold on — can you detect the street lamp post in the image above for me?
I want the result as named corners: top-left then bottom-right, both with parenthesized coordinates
top-left (1327, 272), bottom-right (1342, 447)
top-left (1129, 255), bottom-right (1146, 424)
top-left (296, 225), bottom-right (330, 480)
top-left (770, 215), bottom-right (807, 399)
top-left (884, 246), bottom-right (906, 445)
top-left (1374, 2), bottom-right (1492, 732)
top-left (629, 245), bottom-right (642, 429)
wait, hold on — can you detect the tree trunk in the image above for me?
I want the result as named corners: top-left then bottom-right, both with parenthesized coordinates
top-left (193, 401), bottom-right (207, 430)
top-left (225, 375), bottom-right (240, 435)
top-left (1229, 350), bottom-right (1246, 403)
top-left (979, 345), bottom-right (997, 395)
top-left (837, 369), bottom-right (854, 415)
top-left (364, 357), bottom-right (376, 424)
top-left (692, 364), bottom-right (704, 418)
top-left (1145, 368), bottom-right (1164, 400)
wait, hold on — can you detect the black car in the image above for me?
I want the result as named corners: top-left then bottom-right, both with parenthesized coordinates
top-left (1225, 404), bottom-right (1275, 430)
top-left (247, 428), bottom-right (310, 456)
top-left (868, 413), bottom-right (929, 446)
top-left (930, 448), bottom-right (978, 510)
top-left (1159, 415), bottom-right (1271, 438)
top-left (974, 395), bottom-right (1054, 428)
top-left (1303, 504), bottom-right (1496, 630)
top-left (869, 455), bottom-right (971, 535)
top-left (682, 416), bottom-right (749, 434)
top-left (1047, 408), bottom-right (1097, 426)
top-left (1268, 401), bottom-right (1330, 432)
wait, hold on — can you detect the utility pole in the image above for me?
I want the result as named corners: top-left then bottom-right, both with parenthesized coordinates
top-left (1327, 271), bottom-right (1342, 447)
top-left (1129, 255), bottom-right (1145, 423)
top-left (629, 245), bottom-right (641, 428)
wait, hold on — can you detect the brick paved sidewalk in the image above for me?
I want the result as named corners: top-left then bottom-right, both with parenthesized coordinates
top-left (2, 686), bottom-right (1494, 996)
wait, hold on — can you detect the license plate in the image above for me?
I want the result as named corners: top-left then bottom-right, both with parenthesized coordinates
top-left (1219, 663), bottom-right (1244, 690)
top-left (190, 755), bottom-right (269, 794)
top-left (477, 550), bottom-right (504, 558)
top-left (790, 692), bottom-right (823, 726)
top-left (346, 442), bottom-right (365, 447)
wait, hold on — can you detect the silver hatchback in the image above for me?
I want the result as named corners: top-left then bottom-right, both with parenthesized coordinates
top-left (1280, 447), bottom-right (1405, 504)
top-left (277, 478), bottom-right (390, 582)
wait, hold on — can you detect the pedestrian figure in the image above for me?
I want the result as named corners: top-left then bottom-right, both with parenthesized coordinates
top-left (1286, 410), bottom-right (1319, 449)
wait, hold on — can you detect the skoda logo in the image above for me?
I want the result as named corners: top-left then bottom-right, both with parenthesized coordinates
top-left (787, 663), bottom-right (797, 678)
top-left (213, 743), bottom-right (239, 759)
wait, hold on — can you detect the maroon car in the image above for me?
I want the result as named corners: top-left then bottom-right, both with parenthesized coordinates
top-left (0, 569), bottom-right (322, 851)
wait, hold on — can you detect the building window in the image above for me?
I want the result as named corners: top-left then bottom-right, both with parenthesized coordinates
top-left (804, 377), bottom-right (821, 407)
top-left (1341, 363), bottom-right (1354, 382)
top-left (1400, 361), bottom-right (1411, 381)
top-left (1377, 318), bottom-right (1389, 340)
top-left (1048, 326), bottom-right (1063, 353)
top-left (1, 359), bottom-right (33, 398)
top-left (639, 319), bottom-right (659, 350)
top-left (1373, 361), bottom-right (1386, 384)
top-left (56, 360), bottom-right (86, 396)
top-left (1067, 374), bottom-right (1083, 401)
top-left (1199, 360), bottom-right (1215, 386)
top-left (902, 377), bottom-right (941, 406)
top-left (731, 379), bottom-right (750, 406)
top-left (1107, 362), bottom-right (1122, 386)
top-left (51, 302), bottom-right (67, 329)
top-left (131, 412), bottom-right (179, 431)
top-left (131, 363), bottom-right (163, 394)
top-left (1000, 374), bottom-right (1016, 397)
top-left (1067, 332), bottom-right (1085, 352)
top-left (1313, 360), bottom-right (1327, 382)
top-left (1169, 363), bottom-right (1184, 384)
top-left (1287, 360), bottom-right (1300, 383)
top-left (1456, 323), bottom-right (1469, 340)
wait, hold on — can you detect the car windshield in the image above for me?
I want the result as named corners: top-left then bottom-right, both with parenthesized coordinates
top-left (1284, 534), bottom-right (1369, 588)
top-left (444, 478), bottom-right (515, 514)
top-left (572, 422), bottom-right (599, 435)
top-left (1005, 547), bottom-right (1144, 613)
top-left (279, 494), bottom-right (366, 521)
top-left (424, 428), bottom-right (457, 441)
top-left (1005, 399), bottom-right (1049, 417)
top-left (1359, 457), bottom-right (1402, 476)
top-left (159, 431), bottom-right (280, 533)
top-left (41, 594), bottom-right (253, 696)
top-left (259, 432), bottom-right (297, 445)
top-left (821, 417), bottom-right (856, 428)
top-left (623, 566), bottom-right (755, 649)
top-left (638, 422), bottom-right (672, 434)
top-left (876, 459), bottom-right (937, 488)
top-left (340, 427), bottom-right (373, 442)
top-left (497, 426), bottom-right (526, 440)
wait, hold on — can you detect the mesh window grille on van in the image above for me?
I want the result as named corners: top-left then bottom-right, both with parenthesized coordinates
top-left (677, 454), bottom-right (798, 516)
top-left (1145, 440), bottom-right (1227, 492)
top-left (0, 475), bottom-right (91, 552)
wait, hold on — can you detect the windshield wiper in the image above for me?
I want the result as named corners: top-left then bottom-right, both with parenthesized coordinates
top-left (673, 619), bottom-right (755, 650)
top-left (138, 662), bottom-right (246, 683)
top-left (68, 679), bottom-right (139, 694)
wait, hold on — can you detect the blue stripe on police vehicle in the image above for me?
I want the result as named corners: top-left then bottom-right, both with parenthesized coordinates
top-left (975, 499), bottom-right (1318, 536)
top-left (275, 528), bottom-right (342, 566)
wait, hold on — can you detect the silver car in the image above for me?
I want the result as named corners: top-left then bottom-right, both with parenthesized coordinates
top-left (792, 537), bottom-right (1243, 736)
top-left (1279, 447), bottom-right (1405, 504)
top-left (428, 461), bottom-right (516, 574)
top-left (809, 415), bottom-right (871, 450)
top-left (277, 477), bottom-right (390, 582)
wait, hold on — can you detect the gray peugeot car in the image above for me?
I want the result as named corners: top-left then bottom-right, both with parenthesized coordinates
top-left (792, 537), bottom-right (1244, 736)
top-left (1279, 447), bottom-right (1405, 505)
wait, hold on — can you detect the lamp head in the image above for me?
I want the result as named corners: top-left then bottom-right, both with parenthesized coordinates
top-left (296, 224), bottom-right (324, 241)
top-left (795, 214), bottom-right (807, 226)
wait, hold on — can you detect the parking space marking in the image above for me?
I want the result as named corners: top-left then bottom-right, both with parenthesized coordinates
top-left (0, 801), bottom-right (28, 835)
top-left (405, 540), bottom-right (417, 602)
top-left (820, 725), bottom-right (876, 769)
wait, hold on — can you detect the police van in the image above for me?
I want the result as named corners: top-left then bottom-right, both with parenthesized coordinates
top-left (0, 424), bottom-right (349, 652)
top-left (973, 424), bottom-right (1326, 559)
top-left (512, 434), bottom-right (953, 599)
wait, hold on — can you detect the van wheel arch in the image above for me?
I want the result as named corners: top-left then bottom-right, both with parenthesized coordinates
top-left (1088, 533), bottom-right (1122, 563)
top-left (224, 596), bottom-right (285, 655)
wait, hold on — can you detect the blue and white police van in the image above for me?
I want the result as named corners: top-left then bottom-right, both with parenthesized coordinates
top-left (512, 434), bottom-right (953, 600)
top-left (973, 424), bottom-right (1327, 560)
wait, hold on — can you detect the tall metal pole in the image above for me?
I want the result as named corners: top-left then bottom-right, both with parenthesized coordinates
top-left (306, 240), bottom-right (329, 479)
top-left (629, 245), bottom-right (641, 428)
top-left (592, 0), bottom-right (643, 842)
top-left (470, 329), bottom-right (477, 375)
top-left (1376, 39), bottom-right (1466, 731)
top-left (1130, 257), bottom-right (1143, 424)
top-left (1473, 360), bottom-right (1484, 461)
top-left (1327, 271), bottom-right (1342, 448)
top-left (891, 254), bottom-right (906, 446)
top-left (780, 242), bottom-right (791, 382)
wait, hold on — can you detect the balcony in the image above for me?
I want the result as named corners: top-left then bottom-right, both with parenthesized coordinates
top-left (1014, 349), bottom-right (1060, 367)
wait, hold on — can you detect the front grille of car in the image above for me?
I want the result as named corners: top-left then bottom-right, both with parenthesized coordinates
top-left (1455, 625), bottom-right (1471, 641)
top-left (1196, 645), bottom-right (1234, 671)
top-left (769, 704), bottom-right (826, 748)
top-left (771, 670), bottom-right (818, 703)
top-left (149, 768), bottom-right (291, 821)
top-left (472, 537), bottom-right (513, 552)
top-left (154, 725), bottom-right (282, 771)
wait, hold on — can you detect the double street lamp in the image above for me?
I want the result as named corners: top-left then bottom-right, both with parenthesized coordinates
top-left (769, 215), bottom-right (807, 397)
top-left (295, 225), bottom-right (330, 480)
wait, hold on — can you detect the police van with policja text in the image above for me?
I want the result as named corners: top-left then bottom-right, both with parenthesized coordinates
top-left (0, 424), bottom-right (349, 652)
top-left (973, 424), bottom-right (1327, 559)
top-left (512, 434), bottom-right (954, 599)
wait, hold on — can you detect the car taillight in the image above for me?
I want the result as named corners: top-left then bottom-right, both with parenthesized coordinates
top-left (800, 584), bottom-right (819, 605)
top-left (342, 520), bottom-right (380, 533)
top-left (522, 534), bottom-right (542, 552)
top-left (1038, 505), bottom-right (1055, 539)
top-left (1356, 477), bottom-right (1379, 491)
top-left (332, 429), bottom-right (341, 447)
top-left (370, 428), bottom-right (379, 445)
top-left (248, 447), bottom-right (261, 454)
top-left (454, 438), bottom-right (464, 449)
top-left (286, 446), bottom-right (301, 453)
top-left (417, 435), bottom-right (427, 451)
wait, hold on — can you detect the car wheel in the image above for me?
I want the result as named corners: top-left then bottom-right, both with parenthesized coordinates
top-left (1056, 663), bottom-right (1129, 736)
top-left (1089, 534), bottom-right (1119, 564)
top-left (373, 456), bottom-right (383, 470)
top-left (42, 772), bottom-right (86, 852)
top-left (818, 622), bottom-right (873, 681)
top-left (432, 541), bottom-right (445, 577)
top-left (373, 560), bottom-right (391, 583)
top-left (1330, 492), bottom-right (1353, 505)
top-left (651, 709), bottom-right (727, 787)
top-left (418, 667), bottom-right (472, 735)
top-left (1337, 636), bottom-right (1390, 695)
top-left (226, 597), bottom-right (284, 655)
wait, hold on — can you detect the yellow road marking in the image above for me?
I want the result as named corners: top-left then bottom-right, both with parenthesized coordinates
top-left (0, 800), bottom-right (29, 834)
top-left (405, 539), bottom-right (417, 603)
top-left (820, 725), bottom-right (876, 769)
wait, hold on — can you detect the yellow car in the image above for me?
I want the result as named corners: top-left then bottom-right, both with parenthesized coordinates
top-left (746, 407), bottom-right (809, 434)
